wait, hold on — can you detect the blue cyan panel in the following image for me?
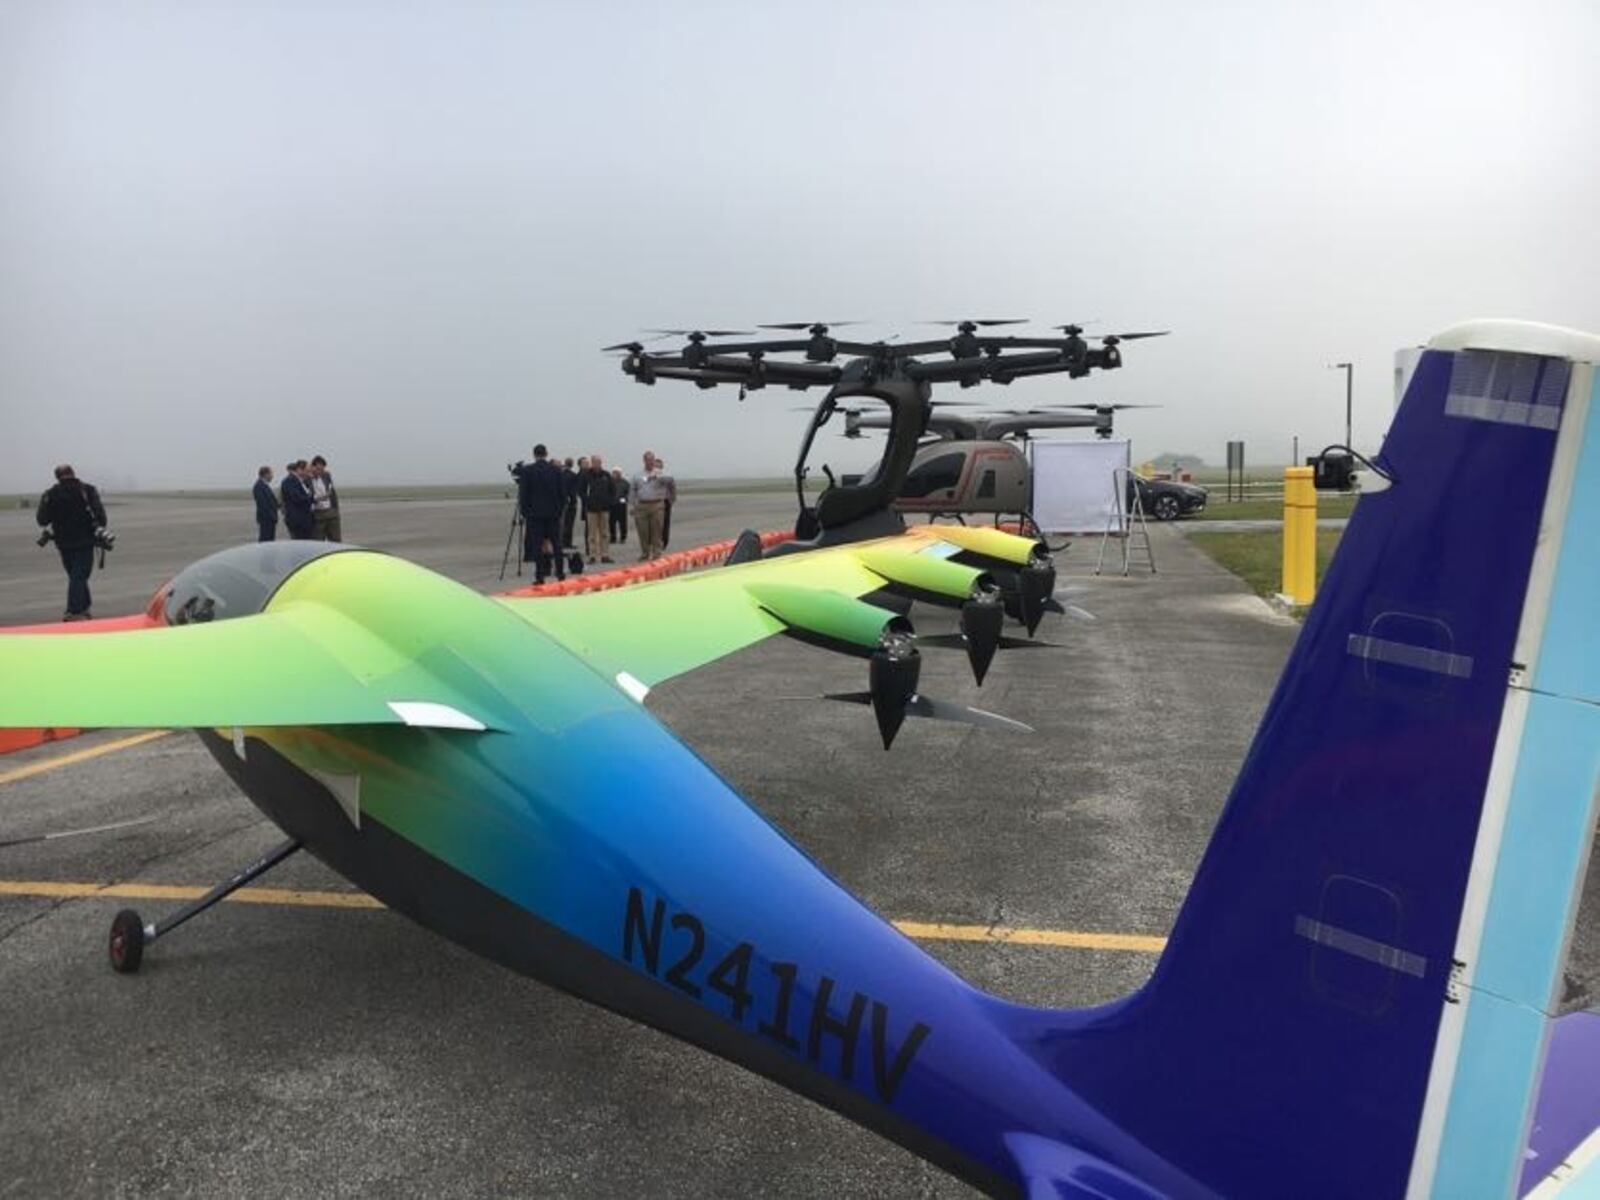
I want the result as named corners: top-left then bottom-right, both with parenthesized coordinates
top-left (1531, 369), bottom-right (1600, 706)
top-left (1434, 367), bottom-right (1600, 1199)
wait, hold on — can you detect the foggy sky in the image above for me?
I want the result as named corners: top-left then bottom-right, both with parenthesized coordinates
top-left (2, 0), bottom-right (1597, 492)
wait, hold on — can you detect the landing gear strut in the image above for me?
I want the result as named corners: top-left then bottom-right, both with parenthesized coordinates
top-left (107, 837), bottom-right (303, 974)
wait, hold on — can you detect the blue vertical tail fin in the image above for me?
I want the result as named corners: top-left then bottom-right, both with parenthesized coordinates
top-left (1000, 322), bottom-right (1600, 1200)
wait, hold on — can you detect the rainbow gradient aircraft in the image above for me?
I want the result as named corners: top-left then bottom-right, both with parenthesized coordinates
top-left (2, 319), bottom-right (1599, 1198)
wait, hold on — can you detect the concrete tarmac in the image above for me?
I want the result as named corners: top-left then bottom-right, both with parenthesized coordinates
top-left (0, 495), bottom-right (1592, 1197)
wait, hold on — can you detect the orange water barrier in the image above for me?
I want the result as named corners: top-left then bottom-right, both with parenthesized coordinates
top-left (0, 610), bottom-right (164, 754)
top-left (500, 529), bottom-right (794, 599)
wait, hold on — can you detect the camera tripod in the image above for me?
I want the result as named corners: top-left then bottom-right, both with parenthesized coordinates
top-left (498, 499), bottom-right (525, 581)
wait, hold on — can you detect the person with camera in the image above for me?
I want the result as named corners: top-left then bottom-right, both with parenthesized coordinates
top-left (35, 464), bottom-right (110, 622)
top-left (514, 445), bottom-right (568, 583)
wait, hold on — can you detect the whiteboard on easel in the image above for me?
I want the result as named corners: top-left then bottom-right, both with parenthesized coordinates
top-left (1030, 439), bottom-right (1132, 533)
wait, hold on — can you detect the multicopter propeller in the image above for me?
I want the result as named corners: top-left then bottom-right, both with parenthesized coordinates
top-left (923, 319), bottom-right (1030, 328)
top-left (756, 321), bottom-right (867, 332)
top-left (644, 328), bottom-right (755, 339)
top-left (1037, 402), bottom-right (1162, 413)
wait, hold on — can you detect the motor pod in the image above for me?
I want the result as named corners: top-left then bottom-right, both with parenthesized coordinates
top-left (959, 583), bottom-right (1004, 686)
top-left (869, 630), bottom-right (922, 750)
top-left (1017, 546), bottom-right (1055, 637)
top-left (856, 545), bottom-right (987, 609)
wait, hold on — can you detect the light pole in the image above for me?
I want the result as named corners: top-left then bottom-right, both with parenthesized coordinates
top-left (1329, 362), bottom-right (1353, 449)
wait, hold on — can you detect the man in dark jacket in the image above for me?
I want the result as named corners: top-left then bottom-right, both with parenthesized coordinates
top-left (560, 457), bottom-right (580, 549)
top-left (517, 444), bottom-right (568, 583)
top-left (280, 460), bottom-right (315, 539)
top-left (35, 464), bottom-right (108, 621)
top-left (608, 468), bottom-right (629, 544)
top-left (253, 466), bottom-right (279, 541)
top-left (580, 454), bottom-right (617, 564)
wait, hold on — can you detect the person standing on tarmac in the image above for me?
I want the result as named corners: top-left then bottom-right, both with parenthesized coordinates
top-left (608, 467), bottom-right (629, 545)
top-left (253, 465), bottom-right (279, 541)
top-left (309, 455), bottom-right (341, 541)
top-left (280, 460), bottom-right (315, 539)
top-left (632, 450), bottom-right (675, 562)
top-left (581, 454), bottom-right (616, 564)
top-left (517, 444), bottom-right (569, 583)
top-left (656, 456), bottom-right (676, 548)
top-left (35, 464), bottom-right (108, 621)
top-left (560, 456), bottom-right (581, 549)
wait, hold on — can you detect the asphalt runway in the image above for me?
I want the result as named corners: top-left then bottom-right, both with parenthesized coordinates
top-left (1, 496), bottom-right (1593, 1197)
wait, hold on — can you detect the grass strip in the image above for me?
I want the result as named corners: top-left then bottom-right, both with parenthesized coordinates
top-left (1185, 527), bottom-right (1343, 610)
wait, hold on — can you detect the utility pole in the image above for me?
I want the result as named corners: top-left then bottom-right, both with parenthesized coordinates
top-left (1329, 362), bottom-right (1353, 449)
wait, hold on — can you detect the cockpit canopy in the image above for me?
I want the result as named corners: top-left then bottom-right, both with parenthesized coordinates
top-left (162, 542), bottom-right (354, 626)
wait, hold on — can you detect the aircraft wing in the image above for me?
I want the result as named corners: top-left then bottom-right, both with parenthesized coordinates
top-left (0, 607), bottom-right (497, 732)
top-left (848, 412), bottom-right (979, 440)
top-left (497, 525), bottom-right (1043, 691)
top-left (976, 413), bottom-right (1103, 439)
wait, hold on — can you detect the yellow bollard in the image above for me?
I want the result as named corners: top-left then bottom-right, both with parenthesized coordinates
top-left (1281, 466), bottom-right (1317, 606)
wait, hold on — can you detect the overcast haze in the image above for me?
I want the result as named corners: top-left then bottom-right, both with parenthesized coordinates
top-left (2, 0), bottom-right (1597, 492)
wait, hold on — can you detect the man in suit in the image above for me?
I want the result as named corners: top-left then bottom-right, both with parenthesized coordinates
top-left (517, 444), bottom-right (568, 583)
top-left (280, 460), bottom-right (315, 540)
top-left (657, 456), bottom-right (676, 548)
top-left (560, 456), bottom-right (581, 549)
top-left (253, 466), bottom-right (279, 541)
top-left (608, 468), bottom-right (629, 545)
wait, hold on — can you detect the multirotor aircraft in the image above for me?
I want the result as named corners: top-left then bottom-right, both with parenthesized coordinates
top-left (605, 320), bottom-right (1161, 548)
top-left (5, 319), bottom-right (1600, 1198)
top-left (842, 401), bottom-right (1159, 527)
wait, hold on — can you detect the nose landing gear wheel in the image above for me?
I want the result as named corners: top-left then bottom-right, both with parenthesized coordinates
top-left (109, 908), bottom-right (146, 974)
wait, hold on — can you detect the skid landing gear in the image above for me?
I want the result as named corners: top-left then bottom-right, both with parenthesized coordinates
top-left (107, 838), bottom-right (303, 974)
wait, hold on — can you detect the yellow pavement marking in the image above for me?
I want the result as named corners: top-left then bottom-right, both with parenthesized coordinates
top-left (892, 920), bottom-right (1166, 953)
top-left (0, 880), bottom-right (383, 908)
top-left (0, 878), bottom-right (1163, 951)
top-left (0, 730), bottom-right (172, 787)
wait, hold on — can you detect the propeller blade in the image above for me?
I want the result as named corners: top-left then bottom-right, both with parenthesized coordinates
top-left (1103, 330), bottom-right (1170, 341)
top-left (919, 633), bottom-right (1068, 651)
top-left (643, 328), bottom-right (755, 338)
top-left (1034, 403), bottom-right (1161, 412)
top-left (757, 321), bottom-right (867, 330)
top-left (821, 692), bottom-right (1034, 734)
top-left (906, 694), bottom-right (1034, 732)
top-left (1039, 596), bottom-right (1095, 621)
top-left (0, 814), bottom-right (160, 851)
top-left (924, 318), bottom-right (1029, 327)
top-left (601, 341), bottom-right (646, 353)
